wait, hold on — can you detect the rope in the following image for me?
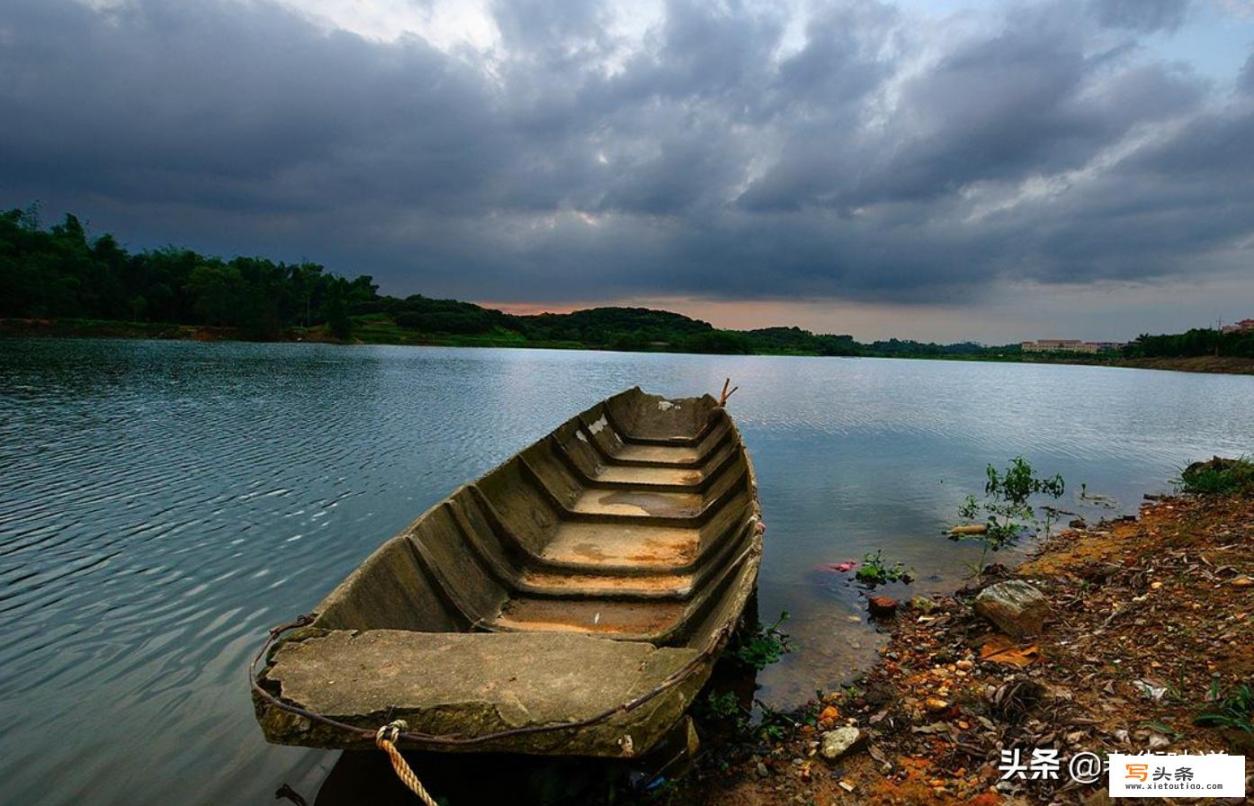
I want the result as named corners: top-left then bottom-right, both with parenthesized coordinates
top-left (376, 720), bottom-right (439, 806)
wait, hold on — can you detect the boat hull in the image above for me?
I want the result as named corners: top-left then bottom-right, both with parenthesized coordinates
top-left (253, 387), bottom-right (762, 757)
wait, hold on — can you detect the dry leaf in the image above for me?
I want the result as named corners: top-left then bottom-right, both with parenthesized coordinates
top-left (979, 636), bottom-right (1042, 667)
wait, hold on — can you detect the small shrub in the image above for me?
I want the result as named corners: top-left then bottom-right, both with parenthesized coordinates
top-left (1178, 456), bottom-right (1254, 496)
top-left (854, 549), bottom-right (913, 585)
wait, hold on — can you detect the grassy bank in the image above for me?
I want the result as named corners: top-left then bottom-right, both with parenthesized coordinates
top-left (669, 460), bottom-right (1253, 805)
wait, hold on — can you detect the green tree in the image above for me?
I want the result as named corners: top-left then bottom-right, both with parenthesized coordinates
top-left (322, 282), bottom-right (353, 341)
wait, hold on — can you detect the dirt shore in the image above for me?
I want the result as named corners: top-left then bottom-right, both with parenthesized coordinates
top-left (673, 492), bottom-right (1253, 805)
top-left (1115, 355), bottom-right (1254, 375)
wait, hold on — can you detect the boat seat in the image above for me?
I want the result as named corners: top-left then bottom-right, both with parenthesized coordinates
top-left (538, 522), bottom-right (700, 569)
top-left (490, 597), bottom-right (686, 639)
top-left (262, 630), bottom-right (701, 754)
top-left (611, 444), bottom-right (702, 465)
top-left (518, 568), bottom-right (694, 598)
top-left (589, 465), bottom-right (703, 487)
top-left (569, 488), bottom-right (703, 519)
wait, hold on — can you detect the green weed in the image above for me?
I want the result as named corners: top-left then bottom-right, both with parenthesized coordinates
top-left (854, 549), bottom-right (914, 586)
top-left (733, 611), bottom-right (794, 671)
top-left (1195, 681), bottom-right (1254, 733)
top-left (952, 456), bottom-right (1066, 575)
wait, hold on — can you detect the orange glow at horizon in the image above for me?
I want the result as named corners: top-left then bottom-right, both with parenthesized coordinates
top-left (476, 296), bottom-right (979, 341)
top-left (474, 282), bottom-right (1192, 343)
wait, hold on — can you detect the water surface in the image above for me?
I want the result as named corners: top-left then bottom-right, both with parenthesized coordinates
top-left (2, 339), bottom-right (1251, 804)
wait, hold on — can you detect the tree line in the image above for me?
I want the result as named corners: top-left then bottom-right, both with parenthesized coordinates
top-left (1123, 328), bottom-right (1254, 360)
top-left (0, 207), bottom-right (871, 353)
top-left (7, 206), bottom-right (1245, 359)
top-left (0, 207), bottom-right (374, 340)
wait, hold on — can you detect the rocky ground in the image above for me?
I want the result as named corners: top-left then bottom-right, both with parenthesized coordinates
top-left (662, 491), bottom-right (1253, 805)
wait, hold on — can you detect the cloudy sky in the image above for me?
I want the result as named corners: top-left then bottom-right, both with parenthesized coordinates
top-left (2, 0), bottom-right (1253, 341)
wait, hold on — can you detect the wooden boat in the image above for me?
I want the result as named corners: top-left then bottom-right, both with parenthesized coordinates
top-left (252, 387), bottom-right (762, 758)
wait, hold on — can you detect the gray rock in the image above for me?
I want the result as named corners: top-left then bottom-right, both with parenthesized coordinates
top-left (974, 580), bottom-right (1049, 637)
top-left (820, 726), bottom-right (862, 760)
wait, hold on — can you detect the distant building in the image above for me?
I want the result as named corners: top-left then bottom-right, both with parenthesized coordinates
top-left (1021, 339), bottom-right (1123, 354)
top-left (1220, 319), bottom-right (1254, 334)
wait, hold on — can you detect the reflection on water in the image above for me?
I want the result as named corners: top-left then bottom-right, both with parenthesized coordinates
top-left (2, 338), bottom-right (1251, 804)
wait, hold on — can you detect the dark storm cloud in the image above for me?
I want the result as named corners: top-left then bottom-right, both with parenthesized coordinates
top-left (1, 0), bottom-right (1251, 306)
top-left (1240, 51), bottom-right (1254, 94)
top-left (1090, 0), bottom-right (1191, 33)
top-left (738, 9), bottom-right (1204, 212)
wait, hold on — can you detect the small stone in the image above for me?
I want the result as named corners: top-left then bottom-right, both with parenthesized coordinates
top-left (924, 697), bottom-right (949, 713)
top-left (974, 580), bottom-right (1050, 638)
top-left (819, 705), bottom-right (840, 722)
top-left (756, 762), bottom-right (769, 778)
top-left (910, 595), bottom-right (937, 614)
top-left (868, 596), bottom-right (898, 616)
top-left (1147, 733), bottom-right (1171, 750)
top-left (820, 726), bottom-right (862, 760)
top-left (1150, 581), bottom-right (1163, 590)
top-left (956, 659), bottom-right (974, 671)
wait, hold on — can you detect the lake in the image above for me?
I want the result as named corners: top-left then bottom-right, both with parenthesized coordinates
top-left (1, 338), bottom-right (1251, 804)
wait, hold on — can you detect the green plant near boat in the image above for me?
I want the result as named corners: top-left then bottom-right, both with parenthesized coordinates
top-left (855, 549), bottom-right (914, 586)
top-left (695, 691), bottom-right (809, 745)
top-left (952, 456), bottom-right (1066, 575)
top-left (1195, 680), bottom-right (1254, 733)
top-left (696, 690), bottom-right (749, 734)
top-left (753, 701), bottom-right (795, 742)
top-left (733, 611), bottom-right (794, 671)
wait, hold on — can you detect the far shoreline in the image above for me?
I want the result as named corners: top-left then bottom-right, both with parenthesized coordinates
top-left (4, 317), bottom-right (1253, 376)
